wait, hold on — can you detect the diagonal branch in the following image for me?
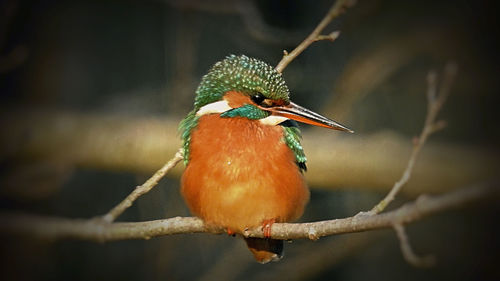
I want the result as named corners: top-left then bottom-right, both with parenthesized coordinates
top-left (393, 223), bottom-right (436, 267)
top-left (101, 148), bottom-right (183, 222)
top-left (274, 0), bottom-right (355, 73)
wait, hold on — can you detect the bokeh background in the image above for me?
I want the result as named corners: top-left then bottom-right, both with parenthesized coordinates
top-left (0, 0), bottom-right (499, 280)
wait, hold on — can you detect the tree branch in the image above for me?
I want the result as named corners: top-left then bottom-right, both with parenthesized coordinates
top-left (368, 62), bottom-right (458, 214)
top-left (393, 223), bottom-right (436, 267)
top-left (274, 0), bottom-right (355, 73)
top-left (0, 181), bottom-right (497, 241)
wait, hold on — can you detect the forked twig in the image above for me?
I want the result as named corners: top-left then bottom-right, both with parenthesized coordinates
top-left (368, 62), bottom-right (458, 215)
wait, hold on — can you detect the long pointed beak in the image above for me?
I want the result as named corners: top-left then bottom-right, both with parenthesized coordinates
top-left (268, 102), bottom-right (354, 133)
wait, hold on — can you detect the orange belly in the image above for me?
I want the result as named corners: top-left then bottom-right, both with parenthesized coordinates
top-left (181, 114), bottom-right (309, 233)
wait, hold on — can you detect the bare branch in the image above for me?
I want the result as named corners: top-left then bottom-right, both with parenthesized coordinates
top-left (274, 0), bottom-right (355, 73)
top-left (393, 223), bottom-right (436, 267)
top-left (0, 181), bottom-right (496, 242)
top-left (368, 62), bottom-right (459, 214)
top-left (102, 148), bottom-right (183, 222)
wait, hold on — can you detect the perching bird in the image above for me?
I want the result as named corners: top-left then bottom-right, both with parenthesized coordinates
top-left (180, 55), bottom-right (353, 263)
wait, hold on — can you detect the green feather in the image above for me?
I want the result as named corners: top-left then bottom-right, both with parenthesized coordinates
top-left (178, 110), bottom-right (199, 165)
top-left (220, 104), bottom-right (270, 120)
top-left (282, 124), bottom-right (307, 172)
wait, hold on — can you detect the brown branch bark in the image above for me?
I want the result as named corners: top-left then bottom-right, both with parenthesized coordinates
top-left (0, 181), bottom-right (497, 242)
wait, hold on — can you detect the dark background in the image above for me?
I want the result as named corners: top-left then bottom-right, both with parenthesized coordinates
top-left (0, 0), bottom-right (498, 280)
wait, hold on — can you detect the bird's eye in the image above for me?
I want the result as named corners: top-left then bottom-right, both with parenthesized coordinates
top-left (251, 93), bottom-right (275, 108)
top-left (251, 93), bottom-right (265, 105)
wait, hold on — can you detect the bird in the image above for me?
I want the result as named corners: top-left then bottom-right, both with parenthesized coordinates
top-left (179, 55), bottom-right (353, 264)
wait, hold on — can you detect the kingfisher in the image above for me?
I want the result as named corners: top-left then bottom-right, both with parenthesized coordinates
top-left (179, 55), bottom-right (353, 263)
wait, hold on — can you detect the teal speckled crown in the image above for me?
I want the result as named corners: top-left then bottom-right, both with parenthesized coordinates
top-left (193, 54), bottom-right (290, 110)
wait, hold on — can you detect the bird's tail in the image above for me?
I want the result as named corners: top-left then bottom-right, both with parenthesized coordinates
top-left (244, 237), bottom-right (283, 264)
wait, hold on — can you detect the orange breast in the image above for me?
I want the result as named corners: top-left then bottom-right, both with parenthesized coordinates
top-left (181, 114), bottom-right (309, 233)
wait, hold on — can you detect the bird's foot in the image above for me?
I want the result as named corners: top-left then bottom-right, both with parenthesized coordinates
top-left (226, 228), bottom-right (236, 237)
top-left (261, 218), bottom-right (276, 238)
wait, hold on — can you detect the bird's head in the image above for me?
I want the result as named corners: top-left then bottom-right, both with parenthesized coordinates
top-left (192, 55), bottom-right (353, 132)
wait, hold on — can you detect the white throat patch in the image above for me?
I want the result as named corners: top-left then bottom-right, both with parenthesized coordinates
top-left (258, 115), bottom-right (288, 126)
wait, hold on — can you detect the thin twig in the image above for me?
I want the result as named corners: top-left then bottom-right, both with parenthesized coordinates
top-left (393, 223), bottom-right (436, 267)
top-left (274, 0), bottom-right (355, 73)
top-left (101, 148), bottom-right (183, 222)
top-left (1, 181), bottom-right (496, 241)
top-left (368, 62), bottom-right (458, 214)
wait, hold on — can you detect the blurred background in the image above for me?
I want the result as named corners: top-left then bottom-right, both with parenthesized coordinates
top-left (0, 0), bottom-right (499, 280)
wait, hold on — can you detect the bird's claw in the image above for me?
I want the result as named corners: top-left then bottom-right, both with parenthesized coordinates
top-left (261, 218), bottom-right (276, 238)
